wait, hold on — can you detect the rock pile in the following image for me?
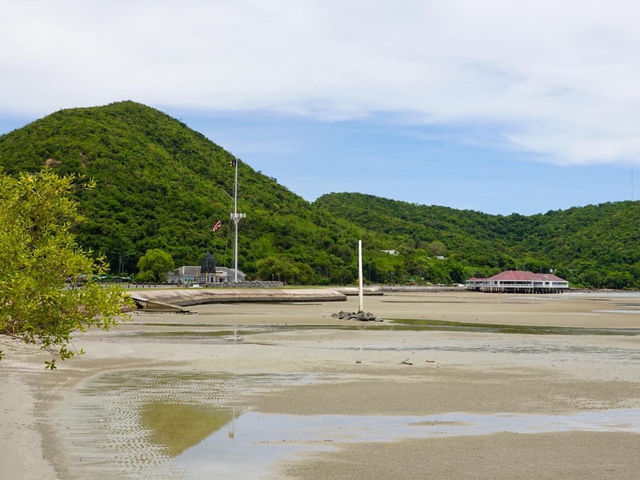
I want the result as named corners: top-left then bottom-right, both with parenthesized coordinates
top-left (331, 311), bottom-right (381, 322)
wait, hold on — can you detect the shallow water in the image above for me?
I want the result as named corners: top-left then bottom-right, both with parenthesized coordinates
top-left (593, 309), bottom-right (640, 314)
top-left (387, 318), bottom-right (640, 336)
top-left (60, 370), bottom-right (640, 480)
top-left (60, 371), bottom-right (320, 479)
top-left (170, 409), bottom-right (640, 478)
top-left (126, 319), bottom-right (640, 342)
top-left (566, 291), bottom-right (640, 298)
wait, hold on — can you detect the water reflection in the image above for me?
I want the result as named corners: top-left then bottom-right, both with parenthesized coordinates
top-left (140, 403), bottom-right (234, 456)
top-left (172, 409), bottom-right (640, 478)
top-left (62, 370), bottom-right (640, 480)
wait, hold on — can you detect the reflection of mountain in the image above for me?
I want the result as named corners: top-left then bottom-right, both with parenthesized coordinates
top-left (140, 402), bottom-right (234, 457)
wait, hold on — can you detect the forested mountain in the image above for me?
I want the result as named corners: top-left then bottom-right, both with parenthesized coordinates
top-left (1, 101), bottom-right (638, 288)
top-left (315, 193), bottom-right (640, 288)
top-left (0, 101), bottom-right (382, 284)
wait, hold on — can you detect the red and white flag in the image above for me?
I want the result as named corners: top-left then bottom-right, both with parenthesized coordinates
top-left (212, 220), bottom-right (222, 232)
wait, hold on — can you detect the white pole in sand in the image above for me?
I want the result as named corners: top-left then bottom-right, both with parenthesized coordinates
top-left (358, 239), bottom-right (364, 313)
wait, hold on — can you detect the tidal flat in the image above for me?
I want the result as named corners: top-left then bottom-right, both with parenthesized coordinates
top-left (2, 291), bottom-right (640, 479)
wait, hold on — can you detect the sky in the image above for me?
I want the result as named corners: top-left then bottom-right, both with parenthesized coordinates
top-left (1, 0), bottom-right (639, 215)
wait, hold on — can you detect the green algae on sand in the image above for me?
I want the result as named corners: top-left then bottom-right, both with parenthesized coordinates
top-left (140, 403), bottom-right (234, 456)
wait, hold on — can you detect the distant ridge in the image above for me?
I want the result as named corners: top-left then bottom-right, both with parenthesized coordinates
top-left (315, 192), bottom-right (640, 288)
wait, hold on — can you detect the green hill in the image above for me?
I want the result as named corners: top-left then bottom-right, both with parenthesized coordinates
top-left (2, 101), bottom-right (639, 288)
top-left (314, 193), bottom-right (640, 288)
top-left (0, 101), bottom-right (378, 284)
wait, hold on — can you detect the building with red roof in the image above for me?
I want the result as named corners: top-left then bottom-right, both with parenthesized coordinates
top-left (466, 270), bottom-right (569, 293)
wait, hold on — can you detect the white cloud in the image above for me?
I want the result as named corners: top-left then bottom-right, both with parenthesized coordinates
top-left (2, 0), bottom-right (640, 165)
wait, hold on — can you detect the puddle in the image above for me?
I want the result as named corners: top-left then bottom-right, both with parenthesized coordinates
top-left (567, 292), bottom-right (640, 299)
top-left (176, 408), bottom-right (640, 462)
top-left (60, 370), bottom-right (640, 479)
top-left (135, 329), bottom-right (257, 339)
top-left (59, 370), bottom-right (322, 479)
top-left (126, 321), bottom-right (640, 339)
top-left (388, 318), bottom-right (640, 336)
top-left (114, 319), bottom-right (640, 342)
top-left (87, 408), bottom-right (640, 479)
top-left (318, 343), bottom-right (640, 360)
top-left (593, 310), bottom-right (640, 314)
top-left (140, 403), bottom-right (235, 456)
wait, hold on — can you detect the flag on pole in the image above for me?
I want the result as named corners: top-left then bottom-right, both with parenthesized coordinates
top-left (212, 220), bottom-right (222, 232)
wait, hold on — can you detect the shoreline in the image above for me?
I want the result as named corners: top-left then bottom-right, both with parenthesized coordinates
top-left (2, 291), bottom-right (640, 479)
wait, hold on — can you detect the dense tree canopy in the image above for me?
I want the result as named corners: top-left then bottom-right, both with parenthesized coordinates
top-left (316, 193), bottom-right (640, 288)
top-left (137, 249), bottom-right (174, 282)
top-left (0, 170), bottom-right (131, 368)
top-left (256, 255), bottom-right (315, 284)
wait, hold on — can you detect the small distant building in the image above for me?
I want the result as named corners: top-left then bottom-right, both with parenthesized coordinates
top-left (466, 270), bottom-right (569, 293)
top-left (167, 265), bottom-right (246, 284)
top-left (167, 251), bottom-right (246, 284)
top-left (168, 266), bottom-right (201, 284)
top-left (381, 249), bottom-right (399, 256)
top-left (215, 266), bottom-right (246, 283)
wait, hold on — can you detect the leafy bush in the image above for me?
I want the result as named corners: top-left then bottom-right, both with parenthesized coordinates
top-left (0, 170), bottom-right (131, 368)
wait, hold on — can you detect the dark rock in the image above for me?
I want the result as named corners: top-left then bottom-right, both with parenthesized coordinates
top-left (332, 311), bottom-right (379, 321)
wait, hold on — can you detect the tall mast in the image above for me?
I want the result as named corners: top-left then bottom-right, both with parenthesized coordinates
top-left (230, 159), bottom-right (245, 282)
top-left (358, 239), bottom-right (364, 313)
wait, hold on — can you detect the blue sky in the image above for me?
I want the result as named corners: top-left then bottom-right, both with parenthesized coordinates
top-left (159, 108), bottom-right (637, 215)
top-left (1, 1), bottom-right (639, 215)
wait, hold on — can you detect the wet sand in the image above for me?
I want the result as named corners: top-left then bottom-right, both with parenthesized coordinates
top-left (1, 291), bottom-right (640, 479)
top-left (287, 432), bottom-right (640, 479)
top-left (136, 290), bottom-right (640, 328)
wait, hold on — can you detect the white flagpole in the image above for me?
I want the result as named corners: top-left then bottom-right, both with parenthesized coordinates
top-left (230, 159), bottom-right (245, 283)
top-left (358, 239), bottom-right (364, 313)
top-left (234, 159), bottom-right (238, 283)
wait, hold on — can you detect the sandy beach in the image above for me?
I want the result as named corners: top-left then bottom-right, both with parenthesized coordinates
top-left (2, 290), bottom-right (640, 479)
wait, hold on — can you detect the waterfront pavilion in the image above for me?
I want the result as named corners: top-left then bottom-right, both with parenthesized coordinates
top-left (466, 270), bottom-right (569, 293)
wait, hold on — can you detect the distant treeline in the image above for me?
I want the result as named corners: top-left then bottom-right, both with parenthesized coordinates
top-left (316, 193), bottom-right (640, 289)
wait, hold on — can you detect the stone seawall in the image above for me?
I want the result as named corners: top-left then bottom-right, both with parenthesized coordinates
top-left (129, 288), bottom-right (347, 308)
top-left (335, 287), bottom-right (384, 296)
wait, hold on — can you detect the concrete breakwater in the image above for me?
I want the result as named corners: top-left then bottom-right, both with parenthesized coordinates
top-left (335, 286), bottom-right (384, 296)
top-left (129, 288), bottom-right (347, 310)
top-left (380, 285), bottom-right (465, 293)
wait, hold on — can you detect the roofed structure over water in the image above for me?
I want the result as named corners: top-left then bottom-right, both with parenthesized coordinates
top-left (466, 270), bottom-right (569, 293)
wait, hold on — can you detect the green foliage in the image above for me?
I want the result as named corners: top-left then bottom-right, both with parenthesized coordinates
top-left (256, 255), bottom-right (315, 284)
top-left (426, 241), bottom-right (447, 257)
top-left (316, 193), bottom-right (640, 289)
top-left (137, 248), bottom-right (174, 282)
top-left (0, 170), bottom-right (131, 368)
top-left (0, 101), bottom-right (376, 285)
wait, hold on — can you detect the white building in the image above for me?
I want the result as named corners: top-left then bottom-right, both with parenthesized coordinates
top-left (466, 270), bottom-right (569, 293)
top-left (167, 266), bottom-right (246, 284)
